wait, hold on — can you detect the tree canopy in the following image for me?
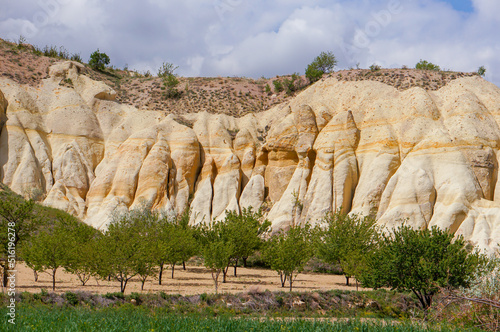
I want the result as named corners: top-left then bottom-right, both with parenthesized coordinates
top-left (317, 211), bottom-right (379, 287)
top-left (305, 51), bottom-right (337, 83)
top-left (361, 225), bottom-right (484, 309)
top-left (263, 224), bottom-right (315, 291)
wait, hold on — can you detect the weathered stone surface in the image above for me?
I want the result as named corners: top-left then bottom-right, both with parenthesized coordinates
top-left (1, 62), bottom-right (500, 253)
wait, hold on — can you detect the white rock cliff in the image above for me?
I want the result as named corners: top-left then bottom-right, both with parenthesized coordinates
top-left (1, 61), bottom-right (499, 253)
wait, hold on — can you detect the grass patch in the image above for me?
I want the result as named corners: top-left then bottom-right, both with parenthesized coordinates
top-left (0, 305), bottom-right (484, 332)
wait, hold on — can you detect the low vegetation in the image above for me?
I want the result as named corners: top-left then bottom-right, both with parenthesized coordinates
top-left (305, 51), bottom-right (337, 83)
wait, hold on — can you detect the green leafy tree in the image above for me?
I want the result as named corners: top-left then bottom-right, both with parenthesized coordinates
top-left (163, 211), bottom-right (198, 279)
top-left (477, 66), bottom-right (486, 77)
top-left (361, 225), bottom-right (483, 310)
top-left (305, 51), bottom-right (337, 83)
top-left (223, 208), bottom-right (271, 277)
top-left (98, 211), bottom-right (148, 293)
top-left (173, 209), bottom-right (198, 272)
top-left (262, 224), bottom-right (314, 291)
top-left (131, 210), bottom-right (159, 290)
top-left (0, 186), bottom-right (39, 286)
top-left (150, 209), bottom-right (198, 284)
top-left (21, 214), bottom-right (81, 291)
top-left (61, 219), bottom-right (102, 286)
top-left (199, 222), bottom-right (234, 293)
top-left (88, 49), bottom-right (110, 71)
top-left (317, 211), bottom-right (379, 287)
top-left (415, 59), bottom-right (440, 71)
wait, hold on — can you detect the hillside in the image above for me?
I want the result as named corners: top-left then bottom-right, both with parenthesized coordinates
top-left (0, 38), bottom-right (479, 118)
top-left (0, 38), bottom-right (499, 255)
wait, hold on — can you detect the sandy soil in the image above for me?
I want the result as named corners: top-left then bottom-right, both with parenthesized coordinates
top-left (11, 262), bottom-right (368, 296)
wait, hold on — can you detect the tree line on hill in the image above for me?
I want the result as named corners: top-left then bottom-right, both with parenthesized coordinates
top-left (0, 184), bottom-right (498, 311)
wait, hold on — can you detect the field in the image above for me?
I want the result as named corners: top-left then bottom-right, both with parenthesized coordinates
top-left (14, 262), bottom-right (367, 295)
top-left (0, 306), bottom-right (485, 332)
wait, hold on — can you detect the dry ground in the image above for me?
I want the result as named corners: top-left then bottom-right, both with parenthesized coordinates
top-left (11, 262), bottom-right (368, 296)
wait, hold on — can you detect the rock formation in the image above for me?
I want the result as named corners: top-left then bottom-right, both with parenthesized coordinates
top-left (1, 61), bottom-right (499, 254)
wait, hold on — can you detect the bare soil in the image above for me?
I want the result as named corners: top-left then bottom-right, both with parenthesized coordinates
top-left (11, 262), bottom-right (368, 296)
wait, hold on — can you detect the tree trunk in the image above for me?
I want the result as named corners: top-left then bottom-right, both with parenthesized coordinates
top-left (355, 279), bottom-right (359, 291)
top-left (171, 264), bottom-right (175, 279)
top-left (223, 264), bottom-right (229, 283)
top-left (233, 258), bottom-right (238, 277)
top-left (121, 279), bottom-right (128, 293)
top-left (183, 261), bottom-right (186, 270)
top-left (158, 263), bottom-right (164, 285)
top-left (141, 279), bottom-right (146, 291)
top-left (280, 273), bottom-right (287, 287)
top-left (345, 276), bottom-right (350, 286)
top-left (212, 270), bottom-right (220, 294)
top-left (242, 257), bottom-right (247, 268)
top-left (34, 270), bottom-right (38, 282)
top-left (52, 268), bottom-right (56, 291)
top-left (289, 274), bottom-right (293, 292)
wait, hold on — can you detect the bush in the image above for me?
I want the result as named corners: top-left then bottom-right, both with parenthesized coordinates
top-left (305, 51), bottom-right (337, 83)
top-left (164, 74), bottom-right (181, 98)
top-left (64, 292), bottom-right (79, 306)
top-left (70, 53), bottom-right (82, 63)
top-left (369, 64), bottom-right (381, 71)
top-left (89, 49), bottom-right (110, 71)
top-left (272, 80), bottom-right (284, 93)
top-left (265, 84), bottom-right (271, 94)
top-left (158, 62), bottom-right (178, 78)
top-left (477, 66), bottom-right (486, 77)
top-left (415, 59), bottom-right (440, 71)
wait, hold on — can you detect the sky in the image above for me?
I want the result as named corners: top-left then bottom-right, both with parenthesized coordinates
top-left (0, 0), bottom-right (499, 86)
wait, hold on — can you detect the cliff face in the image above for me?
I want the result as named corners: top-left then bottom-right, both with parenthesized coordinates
top-left (1, 61), bottom-right (499, 253)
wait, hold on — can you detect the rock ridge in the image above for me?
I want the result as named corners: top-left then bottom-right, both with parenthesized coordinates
top-left (1, 61), bottom-right (499, 254)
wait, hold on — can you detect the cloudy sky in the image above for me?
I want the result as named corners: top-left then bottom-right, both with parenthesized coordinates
top-left (0, 0), bottom-right (499, 86)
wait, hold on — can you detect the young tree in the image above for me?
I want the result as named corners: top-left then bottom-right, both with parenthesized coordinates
top-left (203, 239), bottom-right (234, 294)
top-left (361, 225), bottom-right (483, 310)
top-left (262, 224), bottom-right (314, 291)
top-left (0, 186), bottom-right (40, 287)
top-left (317, 211), bottom-right (379, 287)
top-left (305, 51), bottom-right (337, 83)
top-left (89, 49), bottom-right (110, 71)
top-left (21, 214), bottom-right (81, 291)
top-left (99, 211), bottom-right (148, 293)
top-left (198, 220), bottom-right (234, 289)
top-left (62, 220), bottom-right (103, 286)
top-left (415, 59), bottom-right (440, 71)
top-left (224, 208), bottom-right (270, 277)
top-left (150, 210), bottom-right (198, 284)
top-left (132, 210), bottom-right (159, 290)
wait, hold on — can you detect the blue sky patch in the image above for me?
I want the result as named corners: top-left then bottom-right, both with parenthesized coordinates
top-left (442, 0), bottom-right (474, 12)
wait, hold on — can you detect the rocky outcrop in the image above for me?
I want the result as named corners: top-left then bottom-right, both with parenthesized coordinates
top-left (1, 61), bottom-right (500, 253)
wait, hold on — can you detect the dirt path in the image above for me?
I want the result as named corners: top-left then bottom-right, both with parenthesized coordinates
top-left (11, 263), bottom-right (368, 295)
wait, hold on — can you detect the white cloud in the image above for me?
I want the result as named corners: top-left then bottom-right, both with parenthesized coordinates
top-left (0, 0), bottom-right (498, 86)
